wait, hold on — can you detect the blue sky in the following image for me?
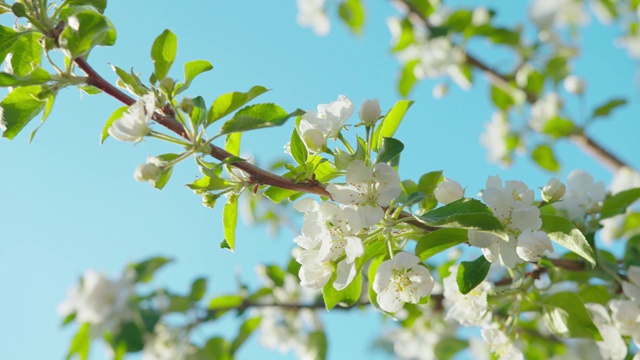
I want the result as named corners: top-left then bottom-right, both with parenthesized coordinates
top-left (0, 1), bottom-right (638, 359)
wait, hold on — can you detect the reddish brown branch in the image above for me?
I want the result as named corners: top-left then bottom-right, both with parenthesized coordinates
top-left (395, 0), bottom-right (630, 173)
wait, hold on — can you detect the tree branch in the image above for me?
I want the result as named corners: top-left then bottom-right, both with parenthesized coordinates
top-left (394, 0), bottom-right (629, 173)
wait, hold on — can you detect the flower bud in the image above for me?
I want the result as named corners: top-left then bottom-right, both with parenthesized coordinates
top-left (541, 177), bottom-right (566, 203)
top-left (432, 83), bottom-right (448, 99)
top-left (434, 178), bottom-right (464, 204)
top-left (358, 98), bottom-right (381, 125)
top-left (301, 128), bottom-right (326, 153)
top-left (563, 75), bottom-right (585, 95)
top-left (134, 162), bottom-right (162, 185)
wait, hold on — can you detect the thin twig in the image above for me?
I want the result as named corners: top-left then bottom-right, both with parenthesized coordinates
top-left (395, 0), bottom-right (629, 173)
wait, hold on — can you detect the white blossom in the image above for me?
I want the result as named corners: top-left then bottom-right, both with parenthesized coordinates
top-left (373, 252), bottom-right (435, 313)
top-left (442, 265), bottom-right (492, 326)
top-left (327, 160), bottom-right (401, 227)
top-left (554, 170), bottom-right (605, 224)
top-left (296, 249), bottom-right (333, 290)
top-left (529, 93), bottom-right (561, 132)
top-left (134, 157), bottom-right (163, 186)
top-left (610, 167), bottom-right (640, 196)
top-left (432, 83), bottom-right (448, 99)
top-left (297, 95), bottom-right (354, 152)
top-left (480, 112), bottom-right (511, 166)
top-left (529, 0), bottom-right (588, 29)
top-left (385, 307), bottom-right (453, 360)
top-left (617, 32), bottom-right (640, 59)
top-left (296, 0), bottom-right (330, 36)
top-left (541, 177), bottom-right (566, 203)
top-left (358, 98), bottom-right (381, 125)
top-left (515, 230), bottom-right (554, 261)
top-left (57, 269), bottom-right (134, 335)
top-left (434, 178), bottom-right (464, 205)
top-left (585, 303), bottom-right (628, 360)
top-left (142, 324), bottom-right (193, 360)
top-left (481, 327), bottom-right (524, 360)
top-left (609, 299), bottom-right (640, 344)
top-left (108, 93), bottom-right (155, 142)
top-left (472, 7), bottom-right (490, 27)
top-left (563, 75), bottom-right (585, 95)
top-left (600, 167), bottom-right (640, 243)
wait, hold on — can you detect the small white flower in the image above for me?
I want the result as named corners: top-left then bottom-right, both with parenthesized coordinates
top-left (142, 323), bottom-right (193, 360)
top-left (373, 252), bottom-right (435, 313)
top-left (432, 83), bottom-right (448, 99)
top-left (327, 160), bottom-right (401, 227)
top-left (480, 112), bottom-right (511, 166)
top-left (472, 7), bottom-right (490, 26)
top-left (296, 0), bottom-right (330, 36)
top-left (608, 299), bottom-right (640, 342)
top-left (529, 93), bottom-right (561, 132)
top-left (516, 230), bottom-right (554, 261)
top-left (296, 249), bottom-right (333, 290)
top-left (108, 93), bottom-right (155, 142)
top-left (358, 98), bottom-right (381, 125)
top-left (617, 32), bottom-right (640, 59)
top-left (434, 178), bottom-right (464, 205)
top-left (610, 167), bottom-right (640, 196)
top-left (541, 177), bottom-right (566, 203)
top-left (585, 303), bottom-right (628, 360)
top-left (623, 266), bottom-right (640, 304)
top-left (529, 0), bottom-right (588, 29)
top-left (554, 170), bottom-right (605, 224)
top-left (442, 265), bottom-right (492, 326)
top-left (134, 157), bottom-right (163, 186)
top-left (481, 327), bottom-right (523, 360)
top-left (57, 269), bottom-right (134, 335)
top-left (564, 75), bottom-right (585, 95)
top-left (297, 95), bottom-right (354, 152)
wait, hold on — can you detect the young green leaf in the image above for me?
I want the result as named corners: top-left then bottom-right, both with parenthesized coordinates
top-left (219, 103), bottom-right (303, 135)
top-left (0, 25), bottom-right (23, 62)
top-left (372, 99), bottom-right (413, 151)
top-left (225, 132), bottom-right (242, 156)
top-left (58, 7), bottom-right (116, 58)
top-left (338, 0), bottom-right (365, 35)
top-left (111, 65), bottom-right (149, 97)
top-left (600, 188), bottom-right (640, 219)
top-left (189, 277), bottom-right (207, 301)
top-left (62, 0), bottom-right (107, 13)
top-left (415, 228), bottom-right (468, 261)
top-left (376, 136), bottom-right (404, 164)
top-left (542, 116), bottom-right (575, 138)
top-left (307, 331), bottom-right (328, 360)
top-left (541, 215), bottom-right (596, 268)
top-left (0, 85), bottom-right (45, 139)
top-left (417, 170), bottom-right (443, 212)
top-left (209, 294), bottom-right (243, 310)
top-left (456, 255), bottom-right (491, 294)
top-left (417, 198), bottom-right (507, 239)
top-left (290, 128), bottom-right (309, 165)
top-left (8, 32), bottom-right (42, 77)
top-left (591, 98), bottom-right (627, 119)
top-left (541, 292), bottom-right (602, 340)
top-left (532, 144), bottom-right (560, 172)
top-left (150, 29), bottom-right (177, 80)
top-left (174, 59), bottom-right (213, 95)
top-left (131, 257), bottom-right (173, 283)
top-left (398, 60), bottom-right (419, 97)
top-left (100, 106), bottom-right (128, 144)
top-left (322, 267), bottom-right (362, 310)
top-left (223, 194), bottom-right (239, 251)
top-left (207, 85), bottom-right (269, 125)
top-left (66, 323), bottom-right (91, 360)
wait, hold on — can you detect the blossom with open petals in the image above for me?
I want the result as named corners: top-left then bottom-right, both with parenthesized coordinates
top-left (434, 178), bottom-right (464, 204)
top-left (296, 0), bottom-right (330, 36)
top-left (373, 252), bottom-right (434, 313)
top-left (108, 93), bottom-right (155, 142)
top-left (442, 265), bottom-right (492, 326)
top-left (327, 160), bottom-right (401, 227)
top-left (297, 95), bottom-right (354, 152)
top-left (585, 303), bottom-right (628, 360)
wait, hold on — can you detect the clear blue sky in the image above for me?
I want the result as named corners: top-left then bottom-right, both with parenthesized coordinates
top-left (0, 1), bottom-right (638, 359)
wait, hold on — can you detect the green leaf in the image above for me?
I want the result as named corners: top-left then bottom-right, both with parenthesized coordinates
top-left (209, 294), bottom-right (243, 310)
top-left (398, 60), bottom-right (419, 97)
top-left (0, 25), bottom-right (23, 62)
top-left (132, 257), bottom-right (173, 283)
top-left (491, 85), bottom-right (514, 111)
top-left (532, 144), bottom-right (560, 172)
top-left (192, 337), bottom-right (232, 360)
top-left (579, 285), bottom-right (611, 305)
top-left (66, 323), bottom-right (91, 360)
top-left (338, 0), bottom-right (365, 35)
top-left (391, 19), bottom-right (415, 53)
top-left (189, 277), bottom-right (207, 301)
top-left (592, 98), bottom-right (627, 119)
top-left (417, 198), bottom-right (506, 239)
top-left (290, 128), bottom-right (308, 165)
top-left (445, 9), bottom-right (472, 32)
top-left (29, 93), bottom-right (55, 143)
top-left (541, 292), bottom-right (602, 340)
top-left (417, 170), bottom-right (442, 212)
top-left (100, 105), bottom-right (128, 144)
top-left (601, 188), bottom-right (640, 219)
top-left (225, 132), bottom-right (242, 157)
top-left (307, 331), bottom-right (328, 360)
top-left (372, 99), bottom-right (413, 151)
top-left (150, 29), bottom-right (177, 80)
top-left (546, 56), bottom-right (569, 85)
top-left (415, 228), bottom-right (468, 261)
top-left (8, 32), bottom-right (42, 77)
top-left (0, 85), bottom-right (45, 139)
top-left (625, 234), bottom-right (640, 268)
top-left (58, 6), bottom-right (116, 58)
top-left (456, 255), bottom-right (490, 294)
top-left (541, 215), bottom-right (595, 268)
top-left (189, 95), bottom-right (207, 129)
top-left (263, 265), bottom-right (286, 287)
top-left (112, 321), bottom-right (144, 352)
top-left (219, 103), bottom-right (303, 135)
top-left (434, 337), bottom-right (468, 360)
top-left (62, 0), bottom-right (107, 13)
top-left (153, 153), bottom-right (181, 190)
top-left (376, 137), bottom-right (404, 164)
top-left (111, 65), bottom-right (149, 97)
top-left (322, 266), bottom-right (362, 310)
top-left (207, 85), bottom-right (269, 125)
top-left (187, 175), bottom-right (231, 193)
top-left (231, 317), bottom-right (262, 355)
top-left (222, 194), bottom-right (238, 251)
top-left (175, 59), bottom-right (213, 95)
top-left (542, 116), bottom-right (575, 138)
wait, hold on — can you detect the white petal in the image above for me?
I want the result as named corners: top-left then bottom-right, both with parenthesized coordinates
top-left (334, 261), bottom-right (357, 290)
